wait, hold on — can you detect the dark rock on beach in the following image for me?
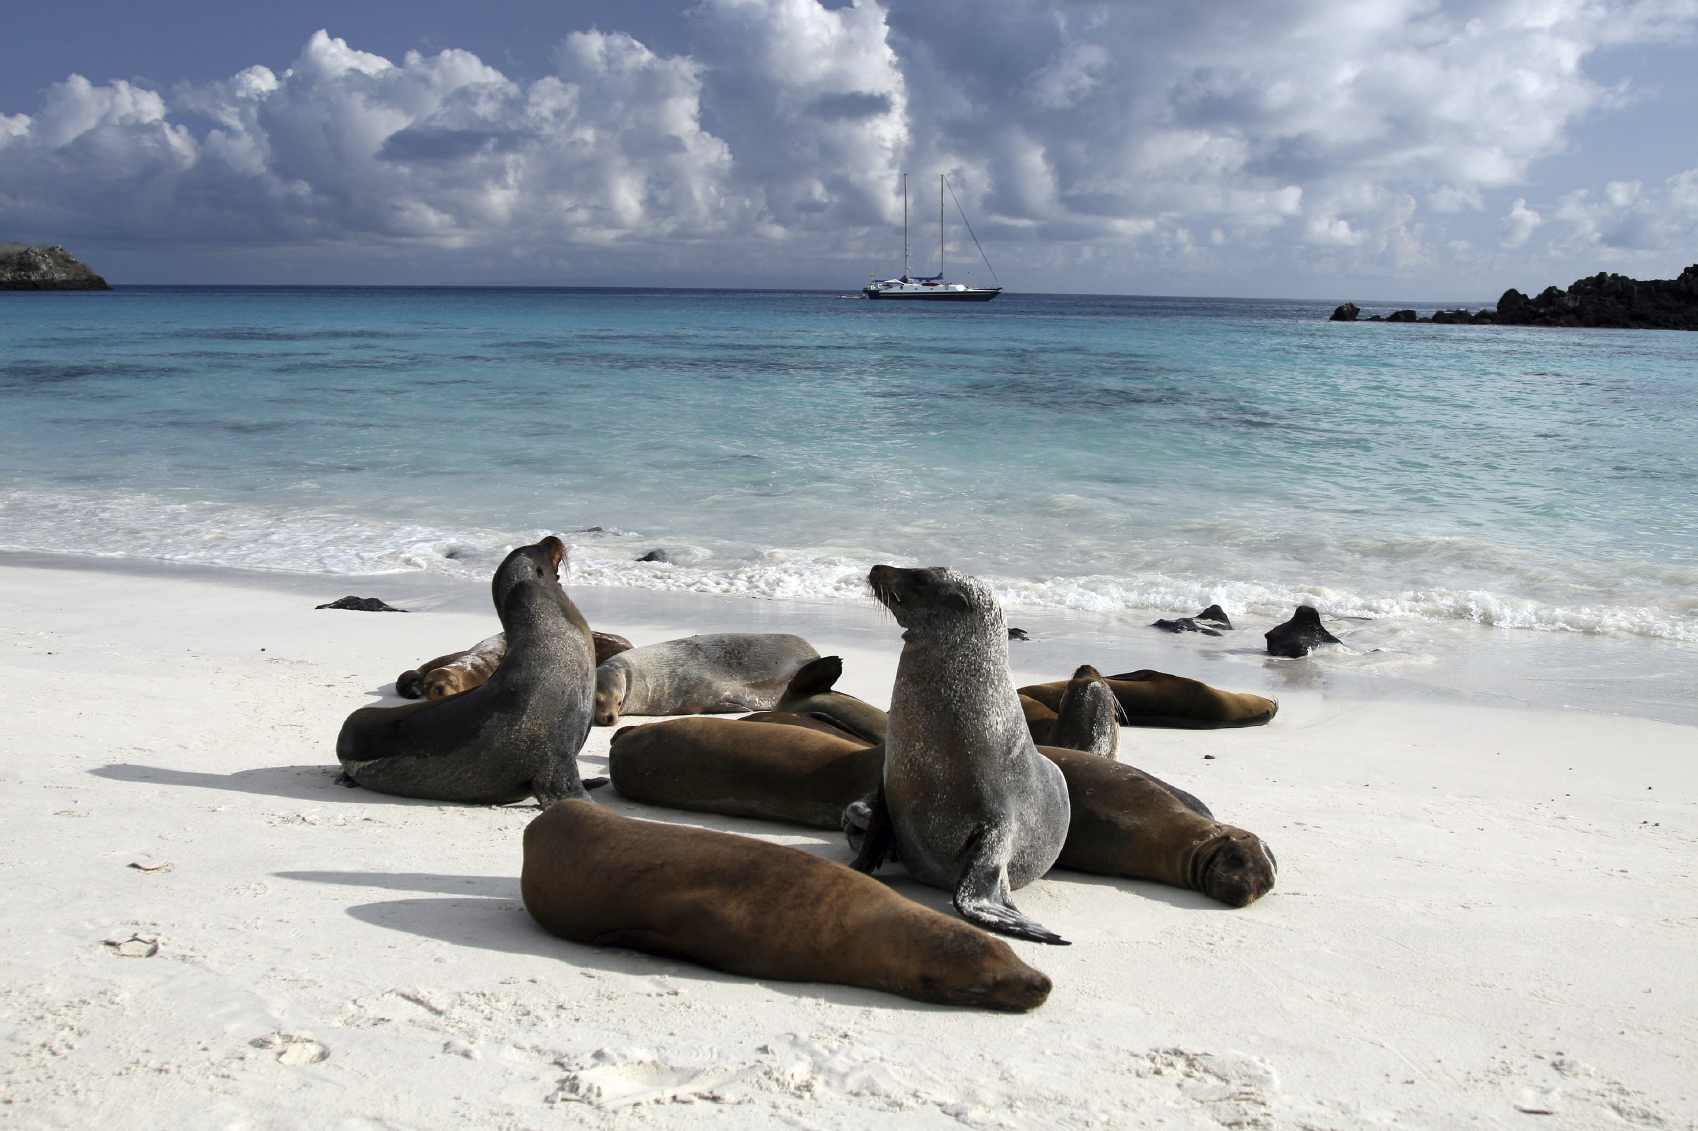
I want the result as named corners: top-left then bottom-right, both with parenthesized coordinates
top-left (1008, 627), bottom-right (1031, 641)
top-left (1330, 264), bottom-right (1698, 330)
top-left (636, 549), bottom-right (671, 563)
top-left (1152, 604), bottom-right (1233, 636)
top-left (1265, 605), bottom-right (1340, 658)
top-left (316, 596), bottom-right (407, 612)
top-left (0, 243), bottom-right (112, 290)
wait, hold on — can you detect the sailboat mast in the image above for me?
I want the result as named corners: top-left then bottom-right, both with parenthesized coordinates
top-left (940, 174), bottom-right (945, 280)
top-left (902, 173), bottom-right (909, 280)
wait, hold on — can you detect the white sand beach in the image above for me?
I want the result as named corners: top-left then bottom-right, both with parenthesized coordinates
top-left (2, 551), bottom-right (1695, 1130)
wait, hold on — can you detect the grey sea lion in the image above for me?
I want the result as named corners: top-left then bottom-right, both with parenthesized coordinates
top-left (335, 537), bottom-right (596, 805)
top-left (1265, 605), bottom-right (1342, 657)
top-left (522, 799), bottom-right (1052, 1011)
top-left (1020, 670), bottom-right (1276, 730)
top-left (851, 566), bottom-right (1072, 946)
top-left (593, 633), bottom-right (820, 727)
top-left (1039, 745), bottom-right (1276, 907)
top-left (396, 630), bottom-right (632, 700)
top-left (608, 716), bottom-right (879, 829)
top-left (1044, 665), bottom-right (1123, 759)
top-left (1151, 604), bottom-right (1234, 635)
top-left (772, 655), bottom-right (888, 744)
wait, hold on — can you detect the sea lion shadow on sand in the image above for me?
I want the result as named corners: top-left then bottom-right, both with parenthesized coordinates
top-left (86, 762), bottom-right (449, 806)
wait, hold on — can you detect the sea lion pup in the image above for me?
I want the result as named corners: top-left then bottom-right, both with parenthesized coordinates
top-left (1265, 605), bottom-right (1341, 658)
top-left (1019, 669), bottom-right (1277, 730)
top-left (608, 717), bottom-right (880, 829)
top-left (1043, 665), bottom-right (1123, 759)
top-left (336, 537), bottom-right (597, 805)
top-left (396, 630), bottom-right (632, 700)
top-left (852, 565), bottom-right (1071, 946)
top-left (772, 655), bottom-right (889, 744)
top-left (522, 800), bottom-right (1051, 1011)
top-left (593, 633), bottom-right (820, 727)
top-left (1038, 745), bottom-right (1277, 908)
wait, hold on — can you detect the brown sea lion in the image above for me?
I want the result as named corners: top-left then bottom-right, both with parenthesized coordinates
top-left (1019, 669), bottom-right (1276, 729)
top-left (335, 537), bottom-right (597, 805)
top-left (521, 799), bottom-right (1052, 1012)
top-left (608, 717), bottom-right (881, 830)
top-left (1038, 744), bottom-right (1276, 907)
top-left (852, 566), bottom-right (1071, 946)
top-left (737, 710), bottom-right (873, 745)
top-left (772, 656), bottom-right (889, 744)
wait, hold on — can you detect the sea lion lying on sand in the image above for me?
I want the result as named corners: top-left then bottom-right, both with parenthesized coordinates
top-left (593, 633), bottom-right (820, 726)
top-left (336, 537), bottom-right (597, 805)
top-left (397, 630), bottom-right (632, 700)
top-left (522, 799), bottom-right (1052, 1012)
top-left (1020, 669), bottom-right (1276, 730)
top-left (772, 655), bottom-right (888, 744)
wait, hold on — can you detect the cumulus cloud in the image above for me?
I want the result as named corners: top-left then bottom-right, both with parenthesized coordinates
top-left (0, 0), bottom-right (1694, 288)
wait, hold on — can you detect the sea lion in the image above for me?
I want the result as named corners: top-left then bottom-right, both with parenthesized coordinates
top-left (1151, 604), bottom-right (1233, 636)
top-left (737, 710), bottom-right (872, 745)
top-left (608, 716), bottom-right (880, 829)
top-left (1019, 669), bottom-right (1276, 730)
top-left (1039, 745), bottom-right (1276, 907)
top-left (335, 537), bottom-right (597, 805)
top-left (396, 630), bottom-right (632, 700)
top-left (593, 634), bottom-right (820, 727)
top-left (1265, 605), bottom-right (1341, 657)
top-left (852, 566), bottom-right (1071, 945)
top-left (772, 655), bottom-right (888, 744)
top-left (522, 799), bottom-right (1051, 1011)
top-left (1044, 665), bottom-right (1122, 759)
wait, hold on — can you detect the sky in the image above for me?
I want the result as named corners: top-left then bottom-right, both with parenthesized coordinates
top-left (3, 0), bottom-right (1697, 299)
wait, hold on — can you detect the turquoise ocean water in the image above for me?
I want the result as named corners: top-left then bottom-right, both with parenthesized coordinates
top-left (3, 286), bottom-right (1696, 716)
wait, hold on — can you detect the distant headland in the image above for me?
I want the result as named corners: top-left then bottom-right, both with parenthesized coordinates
top-left (0, 243), bottom-right (111, 290)
top-left (1331, 264), bottom-right (1698, 330)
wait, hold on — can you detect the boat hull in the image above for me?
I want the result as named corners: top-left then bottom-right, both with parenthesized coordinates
top-left (863, 287), bottom-right (1001, 301)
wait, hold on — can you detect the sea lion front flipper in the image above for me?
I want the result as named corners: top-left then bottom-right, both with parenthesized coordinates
top-left (334, 770), bottom-right (360, 788)
top-left (954, 828), bottom-right (1069, 946)
top-left (784, 655), bottom-right (844, 697)
top-left (531, 757), bottom-right (591, 807)
top-left (846, 784), bottom-right (896, 873)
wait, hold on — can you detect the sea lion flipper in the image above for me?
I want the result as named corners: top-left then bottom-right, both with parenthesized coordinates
top-left (582, 776), bottom-right (609, 790)
top-left (785, 655), bottom-right (844, 697)
top-left (846, 785), bottom-right (896, 873)
top-left (334, 770), bottom-right (360, 788)
top-left (954, 829), bottom-right (1069, 946)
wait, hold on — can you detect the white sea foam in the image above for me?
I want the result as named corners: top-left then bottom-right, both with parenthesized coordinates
top-left (4, 487), bottom-right (1695, 645)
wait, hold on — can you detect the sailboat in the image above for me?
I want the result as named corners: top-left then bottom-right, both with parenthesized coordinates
top-left (863, 174), bottom-right (1003, 301)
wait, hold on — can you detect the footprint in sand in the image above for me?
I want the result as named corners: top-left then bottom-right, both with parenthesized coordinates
top-left (251, 1033), bottom-right (329, 1065)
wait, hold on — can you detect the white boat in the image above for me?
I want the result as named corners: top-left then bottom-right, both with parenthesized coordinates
top-left (864, 174), bottom-right (1003, 301)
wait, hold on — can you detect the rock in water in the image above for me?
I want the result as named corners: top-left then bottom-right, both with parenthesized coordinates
top-left (1151, 604), bottom-right (1233, 635)
top-left (636, 549), bottom-right (671, 563)
top-left (0, 243), bottom-right (112, 290)
top-left (1329, 302), bottom-right (1359, 321)
top-left (316, 596), bottom-right (406, 612)
top-left (1264, 605), bottom-right (1341, 657)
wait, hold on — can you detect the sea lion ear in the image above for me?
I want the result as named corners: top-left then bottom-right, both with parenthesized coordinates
top-left (947, 590), bottom-right (972, 611)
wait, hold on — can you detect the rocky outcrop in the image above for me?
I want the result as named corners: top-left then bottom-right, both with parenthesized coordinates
top-left (1331, 265), bottom-right (1698, 330)
top-left (0, 243), bottom-right (112, 290)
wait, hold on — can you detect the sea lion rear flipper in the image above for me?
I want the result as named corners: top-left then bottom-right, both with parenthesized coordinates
top-left (784, 655), bottom-right (844, 697)
top-left (954, 829), bottom-right (1069, 946)
top-left (846, 784), bottom-right (896, 873)
top-left (334, 770), bottom-right (360, 788)
top-left (582, 776), bottom-right (609, 790)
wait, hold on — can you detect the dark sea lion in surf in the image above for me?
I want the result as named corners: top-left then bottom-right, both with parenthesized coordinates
top-left (772, 655), bottom-right (888, 744)
top-left (1019, 669), bottom-right (1276, 730)
top-left (1265, 605), bottom-right (1342, 657)
top-left (396, 630), bottom-right (632, 700)
top-left (522, 799), bottom-right (1052, 1012)
top-left (608, 716), bottom-right (880, 829)
top-left (336, 537), bottom-right (597, 805)
top-left (1038, 745), bottom-right (1276, 907)
top-left (851, 565), bottom-right (1071, 945)
top-left (1151, 604), bottom-right (1234, 636)
top-left (594, 633), bottom-right (820, 727)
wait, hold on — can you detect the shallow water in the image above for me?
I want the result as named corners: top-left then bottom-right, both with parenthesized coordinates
top-left (3, 285), bottom-right (1696, 718)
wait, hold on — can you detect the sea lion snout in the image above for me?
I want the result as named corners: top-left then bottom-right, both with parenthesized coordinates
top-left (912, 930), bottom-right (1053, 1012)
top-left (1193, 830), bottom-right (1278, 907)
top-left (867, 565), bottom-right (982, 625)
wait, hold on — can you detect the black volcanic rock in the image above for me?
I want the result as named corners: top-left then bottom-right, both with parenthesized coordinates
top-left (0, 243), bottom-right (112, 290)
top-left (316, 596), bottom-right (407, 612)
top-left (1265, 605), bottom-right (1340, 658)
top-left (1330, 265), bottom-right (1698, 330)
top-left (1330, 302), bottom-right (1360, 321)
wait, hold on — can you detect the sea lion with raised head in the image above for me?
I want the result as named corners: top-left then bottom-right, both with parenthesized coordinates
top-left (593, 633), bottom-right (820, 727)
top-left (608, 716), bottom-right (880, 829)
top-left (1020, 669), bottom-right (1276, 730)
top-left (852, 565), bottom-right (1071, 945)
top-left (1038, 745), bottom-right (1276, 907)
top-left (336, 537), bottom-right (597, 805)
top-left (522, 799), bottom-right (1052, 1012)
top-left (1265, 605), bottom-right (1341, 657)
top-left (396, 630), bottom-right (632, 700)
top-left (1043, 665), bottom-right (1123, 759)
top-left (772, 655), bottom-right (888, 744)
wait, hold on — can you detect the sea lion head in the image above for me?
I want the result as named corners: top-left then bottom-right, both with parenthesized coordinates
top-left (902, 922), bottom-right (1053, 1012)
top-left (593, 665), bottom-right (629, 727)
top-left (867, 565), bottom-right (1002, 637)
top-left (491, 536), bottom-right (567, 608)
top-left (422, 666), bottom-right (471, 700)
top-left (1190, 828), bottom-right (1278, 908)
